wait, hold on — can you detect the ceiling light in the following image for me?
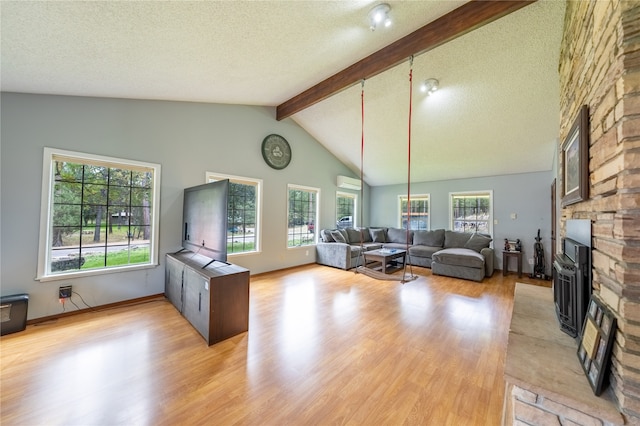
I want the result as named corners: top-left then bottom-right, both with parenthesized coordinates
top-left (369, 3), bottom-right (391, 31)
top-left (420, 78), bottom-right (439, 95)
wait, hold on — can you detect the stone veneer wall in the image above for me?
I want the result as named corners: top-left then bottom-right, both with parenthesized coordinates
top-left (559, 0), bottom-right (640, 421)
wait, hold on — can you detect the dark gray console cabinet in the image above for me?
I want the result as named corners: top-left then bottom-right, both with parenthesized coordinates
top-left (165, 252), bottom-right (249, 345)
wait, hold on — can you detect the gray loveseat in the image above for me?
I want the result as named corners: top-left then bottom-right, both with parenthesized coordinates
top-left (316, 227), bottom-right (494, 282)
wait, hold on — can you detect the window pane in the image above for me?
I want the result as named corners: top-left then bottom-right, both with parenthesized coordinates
top-left (477, 221), bottom-right (490, 233)
top-left (106, 245), bottom-right (150, 266)
top-left (50, 246), bottom-right (83, 272)
top-left (109, 169), bottom-right (131, 187)
top-left (54, 161), bottom-right (82, 183)
top-left (131, 187), bottom-right (152, 207)
top-left (467, 207), bottom-right (476, 220)
top-left (83, 183), bottom-right (108, 206)
top-left (109, 186), bottom-right (131, 207)
top-left (52, 204), bottom-right (82, 227)
top-left (130, 206), bottom-right (150, 226)
top-left (54, 181), bottom-right (82, 204)
top-left (51, 226), bottom-right (80, 248)
top-left (132, 171), bottom-right (152, 188)
top-left (83, 165), bottom-right (108, 184)
top-left (133, 225), bottom-right (150, 241)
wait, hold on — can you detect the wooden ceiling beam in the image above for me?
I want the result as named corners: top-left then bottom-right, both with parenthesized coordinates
top-left (276, 0), bottom-right (536, 121)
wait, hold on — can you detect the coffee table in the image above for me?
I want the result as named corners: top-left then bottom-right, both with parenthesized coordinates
top-left (363, 249), bottom-right (407, 274)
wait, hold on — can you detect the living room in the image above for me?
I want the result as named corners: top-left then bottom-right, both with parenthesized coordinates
top-left (2, 0), bottom-right (640, 424)
top-left (1, 0), bottom-right (558, 322)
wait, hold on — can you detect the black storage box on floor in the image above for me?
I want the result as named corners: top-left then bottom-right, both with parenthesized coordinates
top-left (1, 294), bottom-right (29, 336)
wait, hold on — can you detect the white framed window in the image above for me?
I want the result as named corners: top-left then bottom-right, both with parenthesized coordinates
top-left (398, 194), bottom-right (430, 230)
top-left (449, 191), bottom-right (493, 235)
top-left (37, 148), bottom-right (161, 281)
top-left (336, 192), bottom-right (357, 229)
top-left (287, 184), bottom-right (319, 247)
top-left (206, 172), bottom-right (262, 255)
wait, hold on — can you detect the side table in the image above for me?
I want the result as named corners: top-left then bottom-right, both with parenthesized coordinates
top-left (503, 250), bottom-right (522, 278)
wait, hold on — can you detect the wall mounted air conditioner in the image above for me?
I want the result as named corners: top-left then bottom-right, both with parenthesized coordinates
top-left (337, 175), bottom-right (361, 190)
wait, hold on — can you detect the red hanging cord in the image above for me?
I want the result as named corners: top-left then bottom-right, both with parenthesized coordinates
top-left (406, 58), bottom-right (413, 248)
top-left (360, 80), bottom-right (365, 246)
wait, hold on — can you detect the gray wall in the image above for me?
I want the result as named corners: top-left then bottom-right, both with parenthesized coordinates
top-left (1, 92), bottom-right (366, 319)
top-left (370, 171), bottom-right (554, 274)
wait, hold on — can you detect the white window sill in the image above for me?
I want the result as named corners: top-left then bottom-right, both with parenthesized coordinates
top-left (36, 263), bottom-right (159, 282)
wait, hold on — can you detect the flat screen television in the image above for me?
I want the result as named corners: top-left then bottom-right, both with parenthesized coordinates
top-left (182, 180), bottom-right (229, 264)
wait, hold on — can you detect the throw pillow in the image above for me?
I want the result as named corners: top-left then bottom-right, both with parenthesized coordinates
top-left (321, 229), bottom-right (335, 243)
top-left (358, 227), bottom-right (373, 243)
top-left (337, 228), bottom-right (350, 243)
top-left (464, 233), bottom-right (493, 253)
top-left (329, 230), bottom-right (347, 243)
top-left (346, 227), bottom-right (363, 244)
top-left (387, 227), bottom-right (411, 244)
top-left (370, 228), bottom-right (387, 243)
top-left (444, 230), bottom-right (472, 248)
top-left (413, 229), bottom-right (445, 246)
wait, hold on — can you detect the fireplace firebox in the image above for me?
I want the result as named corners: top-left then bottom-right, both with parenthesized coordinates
top-left (553, 237), bottom-right (590, 338)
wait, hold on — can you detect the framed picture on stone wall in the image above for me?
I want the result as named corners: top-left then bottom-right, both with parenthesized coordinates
top-left (577, 297), bottom-right (616, 396)
top-left (561, 104), bottom-right (589, 207)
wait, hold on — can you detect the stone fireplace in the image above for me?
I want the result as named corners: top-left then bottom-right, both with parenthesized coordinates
top-left (558, 0), bottom-right (640, 421)
top-left (503, 1), bottom-right (640, 423)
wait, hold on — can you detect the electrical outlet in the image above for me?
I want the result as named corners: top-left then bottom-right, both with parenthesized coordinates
top-left (59, 285), bottom-right (72, 299)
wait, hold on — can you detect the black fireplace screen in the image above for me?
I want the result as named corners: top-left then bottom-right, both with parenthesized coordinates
top-left (553, 238), bottom-right (590, 338)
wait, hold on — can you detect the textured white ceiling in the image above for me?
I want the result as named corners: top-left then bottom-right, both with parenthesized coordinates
top-left (1, 0), bottom-right (565, 186)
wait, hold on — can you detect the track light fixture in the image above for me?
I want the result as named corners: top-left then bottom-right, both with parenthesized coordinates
top-left (420, 78), bottom-right (439, 95)
top-left (369, 3), bottom-right (391, 31)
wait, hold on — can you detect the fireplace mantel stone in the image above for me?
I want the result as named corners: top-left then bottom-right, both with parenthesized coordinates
top-left (502, 283), bottom-right (624, 425)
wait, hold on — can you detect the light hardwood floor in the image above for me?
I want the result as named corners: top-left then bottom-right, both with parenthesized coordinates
top-left (0, 264), bottom-right (549, 425)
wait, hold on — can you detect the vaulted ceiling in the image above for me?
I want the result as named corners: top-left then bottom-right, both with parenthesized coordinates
top-left (1, 1), bottom-right (566, 186)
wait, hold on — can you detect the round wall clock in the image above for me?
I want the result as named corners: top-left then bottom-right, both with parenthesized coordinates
top-left (261, 134), bottom-right (292, 170)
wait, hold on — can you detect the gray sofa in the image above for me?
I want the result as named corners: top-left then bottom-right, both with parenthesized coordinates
top-left (316, 227), bottom-right (494, 282)
top-left (430, 230), bottom-right (494, 282)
